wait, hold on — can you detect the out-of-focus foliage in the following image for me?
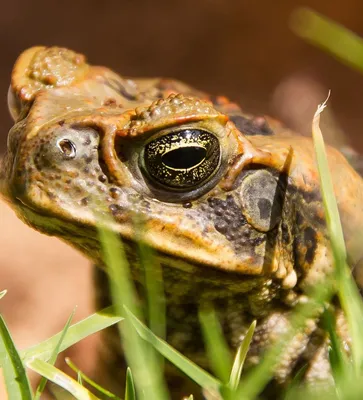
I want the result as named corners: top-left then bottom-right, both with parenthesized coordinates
top-left (292, 8), bottom-right (363, 74)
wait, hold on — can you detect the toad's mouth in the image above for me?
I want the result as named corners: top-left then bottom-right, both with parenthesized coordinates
top-left (15, 194), bottom-right (267, 291)
top-left (8, 188), bottom-right (270, 278)
top-left (13, 195), bottom-right (94, 235)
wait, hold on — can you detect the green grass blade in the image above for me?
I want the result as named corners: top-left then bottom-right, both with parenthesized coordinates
top-left (138, 241), bottom-right (166, 341)
top-left (312, 98), bottom-right (346, 266)
top-left (125, 367), bottom-right (136, 400)
top-left (124, 305), bottom-right (222, 392)
top-left (312, 99), bottom-right (363, 374)
top-left (322, 309), bottom-right (350, 386)
top-left (27, 358), bottom-right (100, 400)
top-left (0, 315), bottom-right (32, 400)
top-left (47, 308), bottom-right (76, 365)
top-left (98, 222), bottom-right (169, 400)
top-left (228, 320), bottom-right (256, 391)
top-left (0, 290), bottom-right (7, 300)
top-left (51, 384), bottom-right (79, 400)
top-left (21, 306), bottom-right (122, 363)
top-left (66, 357), bottom-right (121, 399)
top-left (133, 214), bottom-right (165, 341)
top-left (34, 307), bottom-right (76, 400)
top-left (337, 275), bottom-right (363, 373)
top-left (291, 8), bottom-right (363, 74)
top-left (199, 306), bottom-right (232, 383)
top-left (136, 232), bottom-right (166, 370)
top-left (283, 364), bottom-right (308, 398)
top-left (98, 223), bottom-right (142, 319)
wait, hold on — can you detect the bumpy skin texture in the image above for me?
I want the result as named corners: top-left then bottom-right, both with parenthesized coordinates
top-left (2, 47), bottom-right (363, 397)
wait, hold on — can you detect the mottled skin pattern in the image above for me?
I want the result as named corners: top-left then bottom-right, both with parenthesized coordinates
top-left (1, 47), bottom-right (363, 398)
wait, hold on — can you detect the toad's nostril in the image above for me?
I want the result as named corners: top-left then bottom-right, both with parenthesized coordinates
top-left (57, 139), bottom-right (77, 159)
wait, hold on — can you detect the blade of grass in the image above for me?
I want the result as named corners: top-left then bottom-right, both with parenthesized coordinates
top-left (228, 320), bottom-right (256, 391)
top-left (0, 315), bottom-right (32, 400)
top-left (65, 357), bottom-right (121, 399)
top-left (291, 8), bottom-right (363, 74)
top-left (199, 306), bottom-right (232, 383)
top-left (124, 305), bottom-right (222, 392)
top-left (312, 96), bottom-right (346, 270)
top-left (51, 384), bottom-right (80, 400)
top-left (98, 221), bottom-right (169, 400)
top-left (21, 306), bottom-right (122, 363)
top-left (322, 308), bottom-right (350, 386)
top-left (283, 363), bottom-right (308, 399)
top-left (77, 370), bottom-right (82, 384)
top-left (336, 272), bottom-right (363, 374)
top-left (135, 219), bottom-right (166, 370)
top-left (125, 367), bottom-right (136, 400)
top-left (138, 241), bottom-right (166, 341)
top-left (133, 215), bottom-right (166, 342)
top-left (34, 307), bottom-right (76, 400)
top-left (0, 290), bottom-right (7, 300)
top-left (312, 97), bottom-right (363, 374)
top-left (27, 358), bottom-right (100, 400)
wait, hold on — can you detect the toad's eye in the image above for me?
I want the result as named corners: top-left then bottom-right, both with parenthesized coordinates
top-left (140, 129), bottom-right (220, 190)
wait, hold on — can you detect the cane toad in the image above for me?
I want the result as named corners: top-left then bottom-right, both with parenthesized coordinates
top-left (1, 46), bottom-right (363, 397)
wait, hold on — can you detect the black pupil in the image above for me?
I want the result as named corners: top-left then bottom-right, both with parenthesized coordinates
top-left (162, 147), bottom-right (206, 169)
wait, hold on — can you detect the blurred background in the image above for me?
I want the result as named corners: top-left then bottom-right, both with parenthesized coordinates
top-left (1, 0), bottom-right (363, 395)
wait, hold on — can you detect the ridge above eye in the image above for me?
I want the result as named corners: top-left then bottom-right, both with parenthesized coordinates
top-left (140, 128), bottom-right (221, 190)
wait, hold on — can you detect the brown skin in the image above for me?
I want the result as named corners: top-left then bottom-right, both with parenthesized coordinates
top-left (1, 46), bottom-right (363, 398)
